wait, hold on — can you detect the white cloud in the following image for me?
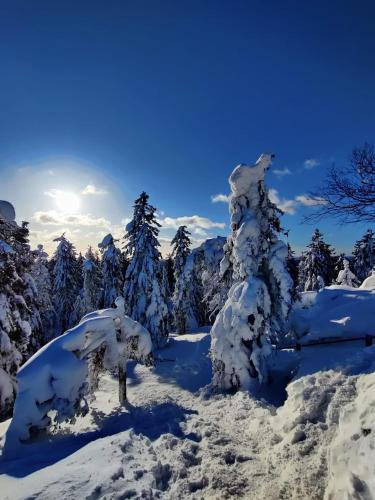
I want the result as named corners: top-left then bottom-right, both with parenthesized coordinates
top-left (304, 158), bottom-right (319, 169)
top-left (273, 167), bottom-right (291, 177)
top-left (33, 210), bottom-right (111, 228)
top-left (269, 189), bottom-right (297, 215)
top-left (211, 193), bottom-right (230, 203)
top-left (81, 184), bottom-right (108, 196)
top-left (295, 194), bottom-right (327, 206)
top-left (158, 215), bottom-right (225, 231)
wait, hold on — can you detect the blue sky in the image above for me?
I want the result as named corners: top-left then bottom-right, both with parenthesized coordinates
top-left (0, 0), bottom-right (374, 255)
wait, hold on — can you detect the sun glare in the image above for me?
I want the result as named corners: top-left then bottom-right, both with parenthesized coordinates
top-left (54, 190), bottom-right (81, 213)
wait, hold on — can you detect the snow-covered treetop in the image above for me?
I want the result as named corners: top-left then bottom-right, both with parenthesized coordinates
top-left (99, 233), bottom-right (115, 249)
top-left (229, 153), bottom-right (275, 196)
top-left (0, 200), bottom-right (16, 222)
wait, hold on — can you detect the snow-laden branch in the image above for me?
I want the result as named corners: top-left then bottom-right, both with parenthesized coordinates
top-left (3, 297), bottom-right (152, 457)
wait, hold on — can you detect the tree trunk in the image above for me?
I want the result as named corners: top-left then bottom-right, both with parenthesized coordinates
top-left (118, 356), bottom-right (127, 403)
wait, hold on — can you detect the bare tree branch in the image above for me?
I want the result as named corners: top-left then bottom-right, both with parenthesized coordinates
top-left (303, 143), bottom-right (375, 224)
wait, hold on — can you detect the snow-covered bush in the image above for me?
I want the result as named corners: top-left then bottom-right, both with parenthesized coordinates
top-left (123, 192), bottom-right (169, 348)
top-left (211, 154), bottom-right (293, 391)
top-left (3, 297), bottom-right (152, 456)
top-left (336, 258), bottom-right (360, 287)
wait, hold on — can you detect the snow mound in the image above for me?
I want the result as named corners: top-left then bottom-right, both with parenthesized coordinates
top-left (292, 285), bottom-right (375, 340)
top-left (360, 272), bottom-right (375, 290)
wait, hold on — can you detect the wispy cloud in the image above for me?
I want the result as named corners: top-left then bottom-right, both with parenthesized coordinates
top-left (33, 210), bottom-right (111, 227)
top-left (272, 167), bottom-right (291, 177)
top-left (211, 193), bottom-right (230, 203)
top-left (304, 158), bottom-right (319, 169)
top-left (158, 215), bottom-right (225, 231)
top-left (295, 194), bottom-right (327, 206)
top-left (81, 184), bottom-right (108, 195)
top-left (269, 189), bottom-right (297, 215)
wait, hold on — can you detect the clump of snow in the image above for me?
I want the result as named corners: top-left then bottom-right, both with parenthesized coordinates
top-left (292, 285), bottom-right (375, 340)
top-left (0, 201), bottom-right (16, 222)
top-left (360, 267), bottom-right (375, 290)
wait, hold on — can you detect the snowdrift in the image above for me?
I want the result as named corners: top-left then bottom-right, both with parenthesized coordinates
top-left (292, 285), bottom-right (375, 341)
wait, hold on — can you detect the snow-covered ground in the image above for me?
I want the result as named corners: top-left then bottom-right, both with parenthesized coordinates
top-left (1, 331), bottom-right (374, 499)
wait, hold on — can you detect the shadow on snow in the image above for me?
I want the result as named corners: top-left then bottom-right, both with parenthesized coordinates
top-left (0, 401), bottom-right (198, 478)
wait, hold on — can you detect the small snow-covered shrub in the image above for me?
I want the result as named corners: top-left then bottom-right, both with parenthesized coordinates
top-left (3, 298), bottom-right (152, 456)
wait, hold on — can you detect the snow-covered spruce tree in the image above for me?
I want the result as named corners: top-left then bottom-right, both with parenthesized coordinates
top-left (352, 229), bottom-right (375, 282)
top-left (0, 204), bottom-right (43, 418)
top-left (82, 246), bottom-right (103, 312)
top-left (30, 244), bottom-right (55, 342)
top-left (172, 250), bottom-right (204, 333)
top-left (336, 259), bottom-right (360, 287)
top-left (98, 234), bottom-right (123, 308)
top-left (123, 192), bottom-right (169, 347)
top-left (171, 226), bottom-right (192, 332)
top-left (171, 226), bottom-right (191, 280)
top-left (199, 236), bottom-right (230, 323)
top-left (52, 234), bottom-right (80, 333)
top-left (298, 229), bottom-right (336, 292)
top-left (211, 154), bottom-right (294, 391)
top-left (286, 244), bottom-right (299, 299)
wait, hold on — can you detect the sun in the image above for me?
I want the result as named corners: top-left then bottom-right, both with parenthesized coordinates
top-left (54, 190), bottom-right (81, 213)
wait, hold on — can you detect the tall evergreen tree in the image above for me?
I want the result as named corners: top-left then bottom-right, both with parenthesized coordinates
top-left (0, 205), bottom-right (42, 418)
top-left (287, 244), bottom-right (299, 299)
top-left (352, 229), bottom-right (375, 282)
top-left (171, 226), bottom-right (191, 281)
top-left (30, 244), bottom-right (55, 341)
top-left (211, 155), bottom-right (293, 391)
top-left (82, 246), bottom-right (102, 312)
top-left (123, 192), bottom-right (169, 347)
top-left (98, 234), bottom-right (123, 308)
top-left (52, 234), bottom-right (80, 333)
top-left (171, 226), bottom-right (192, 332)
top-left (298, 229), bottom-right (336, 291)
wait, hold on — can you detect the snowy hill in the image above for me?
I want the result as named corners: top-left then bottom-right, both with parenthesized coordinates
top-left (1, 331), bottom-right (375, 499)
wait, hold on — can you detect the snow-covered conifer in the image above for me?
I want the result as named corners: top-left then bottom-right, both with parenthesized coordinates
top-left (98, 234), bottom-right (123, 308)
top-left (173, 251), bottom-right (203, 333)
top-left (171, 226), bottom-right (191, 280)
top-left (52, 234), bottom-right (80, 333)
top-left (82, 246), bottom-right (102, 312)
top-left (298, 229), bottom-right (336, 291)
top-left (171, 226), bottom-right (192, 332)
top-left (0, 205), bottom-right (42, 418)
top-left (336, 259), bottom-right (360, 287)
top-left (211, 155), bottom-right (293, 391)
top-left (123, 192), bottom-right (169, 347)
top-left (30, 244), bottom-right (55, 341)
top-left (287, 244), bottom-right (299, 299)
top-left (352, 229), bottom-right (375, 282)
